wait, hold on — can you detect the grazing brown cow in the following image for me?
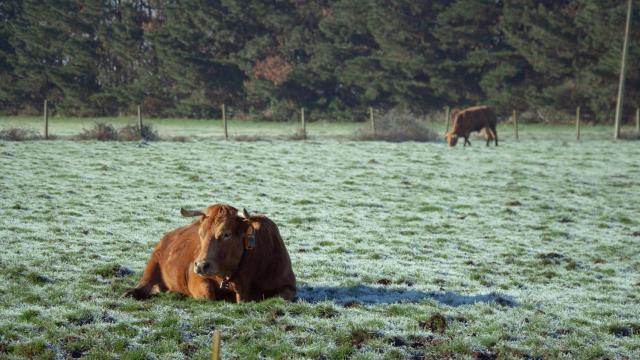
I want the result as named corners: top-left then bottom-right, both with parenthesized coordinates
top-left (446, 105), bottom-right (498, 147)
top-left (123, 204), bottom-right (296, 303)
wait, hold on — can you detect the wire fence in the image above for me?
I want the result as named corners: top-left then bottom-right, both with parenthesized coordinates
top-left (1, 102), bottom-right (640, 142)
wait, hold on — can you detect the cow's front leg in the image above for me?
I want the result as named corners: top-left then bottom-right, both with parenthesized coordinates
top-left (188, 274), bottom-right (218, 300)
top-left (122, 256), bottom-right (165, 300)
top-left (232, 284), bottom-right (255, 303)
top-left (464, 137), bottom-right (471, 146)
top-left (234, 289), bottom-right (252, 303)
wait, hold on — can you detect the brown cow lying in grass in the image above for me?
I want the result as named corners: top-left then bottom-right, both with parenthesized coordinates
top-left (123, 204), bottom-right (296, 303)
top-left (446, 105), bottom-right (498, 147)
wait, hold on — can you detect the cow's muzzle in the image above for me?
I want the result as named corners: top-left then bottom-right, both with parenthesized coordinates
top-left (194, 260), bottom-right (211, 275)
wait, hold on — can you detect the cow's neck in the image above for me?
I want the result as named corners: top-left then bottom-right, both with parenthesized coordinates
top-left (220, 248), bottom-right (249, 290)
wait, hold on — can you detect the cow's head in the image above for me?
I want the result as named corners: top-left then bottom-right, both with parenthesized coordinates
top-left (181, 205), bottom-right (259, 278)
top-left (446, 132), bottom-right (458, 146)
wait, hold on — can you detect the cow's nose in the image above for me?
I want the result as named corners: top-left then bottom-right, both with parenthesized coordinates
top-left (195, 261), bottom-right (210, 274)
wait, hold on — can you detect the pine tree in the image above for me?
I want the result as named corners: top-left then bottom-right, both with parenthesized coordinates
top-left (1, 0), bottom-right (637, 121)
top-left (0, 0), bottom-right (19, 112)
top-left (151, 0), bottom-right (246, 117)
top-left (9, 1), bottom-right (102, 114)
top-left (499, 0), bottom-right (640, 121)
top-left (94, 0), bottom-right (168, 116)
top-left (317, 0), bottom-right (446, 115)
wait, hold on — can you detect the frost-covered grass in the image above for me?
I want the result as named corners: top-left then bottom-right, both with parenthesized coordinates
top-left (1, 132), bottom-right (639, 359)
top-left (1, 115), bottom-right (638, 141)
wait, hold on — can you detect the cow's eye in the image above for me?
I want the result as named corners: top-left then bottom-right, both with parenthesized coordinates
top-left (222, 232), bottom-right (231, 241)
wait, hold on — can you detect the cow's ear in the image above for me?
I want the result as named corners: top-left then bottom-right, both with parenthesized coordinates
top-left (249, 220), bottom-right (261, 232)
top-left (238, 208), bottom-right (261, 232)
top-left (243, 220), bottom-right (260, 251)
top-left (180, 208), bottom-right (205, 217)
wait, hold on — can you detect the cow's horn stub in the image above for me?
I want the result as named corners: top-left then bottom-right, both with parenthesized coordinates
top-left (180, 208), bottom-right (205, 217)
top-left (239, 208), bottom-right (251, 219)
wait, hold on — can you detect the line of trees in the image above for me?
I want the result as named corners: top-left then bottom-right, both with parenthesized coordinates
top-left (0, 0), bottom-right (638, 122)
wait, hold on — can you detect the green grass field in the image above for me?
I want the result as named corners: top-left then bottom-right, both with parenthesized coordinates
top-left (1, 120), bottom-right (639, 359)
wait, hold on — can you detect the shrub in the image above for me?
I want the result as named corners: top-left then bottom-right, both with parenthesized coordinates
top-left (287, 128), bottom-right (307, 141)
top-left (167, 135), bottom-right (190, 142)
top-left (117, 124), bottom-right (160, 141)
top-left (116, 124), bottom-right (139, 141)
top-left (138, 124), bottom-right (160, 141)
top-left (76, 123), bottom-right (118, 141)
top-left (352, 108), bottom-right (439, 142)
top-left (0, 128), bottom-right (41, 141)
top-left (619, 132), bottom-right (640, 141)
top-left (233, 135), bottom-right (270, 142)
top-left (75, 123), bottom-right (159, 141)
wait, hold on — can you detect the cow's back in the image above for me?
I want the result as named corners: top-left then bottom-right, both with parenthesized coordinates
top-left (454, 106), bottom-right (496, 133)
top-left (154, 222), bottom-right (199, 257)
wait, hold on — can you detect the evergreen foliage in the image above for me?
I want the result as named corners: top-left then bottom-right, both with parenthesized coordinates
top-left (0, 0), bottom-right (638, 123)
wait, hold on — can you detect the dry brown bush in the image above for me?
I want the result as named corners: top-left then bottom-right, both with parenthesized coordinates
top-left (233, 135), bottom-right (270, 142)
top-left (287, 128), bottom-right (307, 141)
top-left (117, 124), bottom-right (159, 141)
top-left (0, 128), bottom-right (42, 141)
top-left (167, 136), bottom-right (190, 142)
top-left (76, 123), bottom-right (118, 141)
top-left (352, 108), bottom-right (439, 142)
top-left (75, 123), bottom-right (159, 141)
top-left (619, 132), bottom-right (640, 140)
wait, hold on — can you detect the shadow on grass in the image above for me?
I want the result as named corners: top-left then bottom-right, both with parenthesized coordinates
top-left (296, 285), bottom-right (517, 307)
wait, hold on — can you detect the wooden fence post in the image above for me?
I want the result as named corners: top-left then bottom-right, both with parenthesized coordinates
top-left (369, 107), bottom-right (375, 135)
top-left (513, 110), bottom-right (519, 140)
top-left (301, 107), bottom-right (306, 140)
top-left (444, 106), bottom-right (451, 134)
top-left (43, 99), bottom-right (49, 140)
top-left (137, 105), bottom-right (143, 138)
top-left (614, 0), bottom-right (633, 140)
top-left (222, 104), bottom-right (228, 140)
top-left (636, 107), bottom-right (639, 132)
top-left (211, 330), bottom-right (221, 360)
top-left (576, 106), bottom-right (581, 140)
